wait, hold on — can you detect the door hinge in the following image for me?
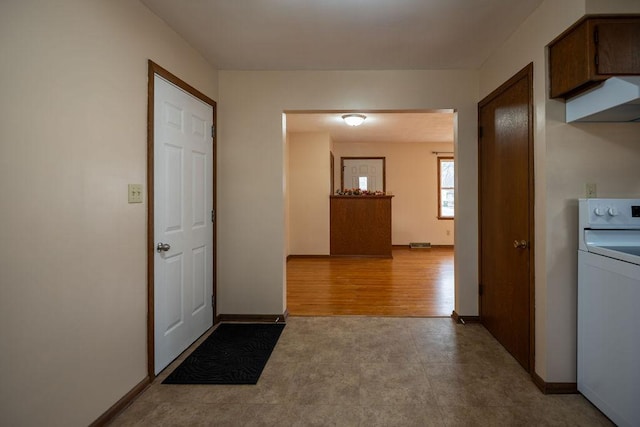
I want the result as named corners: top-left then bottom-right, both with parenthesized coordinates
top-left (211, 125), bottom-right (215, 138)
top-left (479, 284), bottom-right (483, 296)
top-left (594, 28), bottom-right (600, 70)
top-left (211, 209), bottom-right (215, 223)
top-left (211, 295), bottom-right (214, 307)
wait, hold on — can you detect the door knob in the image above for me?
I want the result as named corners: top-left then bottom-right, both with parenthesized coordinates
top-left (513, 240), bottom-right (528, 249)
top-left (156, 242), bottom-right (171, 253)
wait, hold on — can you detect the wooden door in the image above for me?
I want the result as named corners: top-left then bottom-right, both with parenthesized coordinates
top-left (478, 64), bottom-right (534, 372)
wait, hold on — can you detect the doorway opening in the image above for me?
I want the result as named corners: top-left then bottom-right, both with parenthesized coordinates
top-left (285, 110), bottom-right (456, 316)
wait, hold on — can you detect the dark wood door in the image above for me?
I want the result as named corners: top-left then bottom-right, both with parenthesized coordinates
top-left (478, 64), bottom-right (534, 372)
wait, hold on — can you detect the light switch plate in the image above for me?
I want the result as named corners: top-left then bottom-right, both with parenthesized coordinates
top-left (585, 183), bottom-right (597, 198)
top-left (128, 184), bottom-right (143, 203)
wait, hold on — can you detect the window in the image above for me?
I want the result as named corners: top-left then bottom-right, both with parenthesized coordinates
top-left (438, 157), bottom-right (454, 219)
top-left (358, 176), bottom-right (368, 191)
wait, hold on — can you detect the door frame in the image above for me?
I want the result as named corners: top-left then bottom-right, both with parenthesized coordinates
top-left (477, 63), bottom-right (535, 373)
top-left (146, 60), bottom-right (217, 378)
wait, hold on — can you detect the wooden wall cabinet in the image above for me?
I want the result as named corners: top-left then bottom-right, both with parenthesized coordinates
top-left (330, 196), bottom-right (393, 257)
top-left (549, 16), bottom-right (640, 99)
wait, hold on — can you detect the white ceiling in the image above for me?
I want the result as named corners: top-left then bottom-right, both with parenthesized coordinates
top-left (141, 0), bottom-right (543, 70)
top-left (286, 111), bottom-right (454, 144)
top-left (141, 0), bottom-right (542, 144)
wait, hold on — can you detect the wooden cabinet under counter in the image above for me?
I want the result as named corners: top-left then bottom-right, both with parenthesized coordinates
top-left (330, 195), bottom-right (393, 257)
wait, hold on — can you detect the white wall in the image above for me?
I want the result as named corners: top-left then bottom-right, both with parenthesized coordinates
top-left (586, 0), bottom-right (640, 13)
top-left (218, 70), bottom-right (479, 317)
top-left (288, 132), bottom-right (332, 255)
top-left (287, 138), bottom-right (455, 254)
top-left (0, 0), bottom-right (218, 425)
top-left (332, 142), bottom-right (455, 246)
top-left (479, 0), bottom-right (640, 383)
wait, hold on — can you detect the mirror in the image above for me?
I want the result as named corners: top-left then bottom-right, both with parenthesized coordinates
top-left (340, 157), bottom-right (386, 192)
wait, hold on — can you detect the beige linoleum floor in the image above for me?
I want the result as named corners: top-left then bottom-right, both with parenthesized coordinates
top-left (110, 317), bottom-right (611, 426)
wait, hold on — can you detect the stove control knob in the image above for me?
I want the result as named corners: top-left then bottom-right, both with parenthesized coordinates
top-left (608, 207), bottom-right (619, 217)
top-left (594, 207), bottom-right (605, 216)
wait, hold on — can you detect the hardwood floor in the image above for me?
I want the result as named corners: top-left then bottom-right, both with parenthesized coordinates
top-left (286, 246), bottom-right (454, 317)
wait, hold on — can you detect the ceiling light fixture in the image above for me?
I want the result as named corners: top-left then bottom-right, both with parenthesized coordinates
top-left (342, 113), bottom-right (366, 126)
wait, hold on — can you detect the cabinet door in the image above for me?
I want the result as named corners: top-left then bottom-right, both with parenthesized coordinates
top-left (597, 22), bottom-right (640, 75)
top-left (549, 16), bottom-right (640, 100)
top-left (549, 20), bottom-right (595, 99)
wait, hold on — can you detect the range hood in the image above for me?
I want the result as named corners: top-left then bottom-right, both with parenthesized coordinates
top-left (566, 76), bottom-right (640, 122)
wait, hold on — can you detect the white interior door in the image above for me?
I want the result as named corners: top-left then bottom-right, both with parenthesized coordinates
top-left (342, 158), bottom-right (384, 192)
top-left (154, 75), bottom-right (214, 374)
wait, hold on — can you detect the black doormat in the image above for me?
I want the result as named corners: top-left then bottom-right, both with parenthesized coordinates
top-left (163, 323), bottom-right (285, 385)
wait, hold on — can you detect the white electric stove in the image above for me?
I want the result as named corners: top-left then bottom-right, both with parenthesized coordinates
top-left (577, 198), bottom-right (640, 427)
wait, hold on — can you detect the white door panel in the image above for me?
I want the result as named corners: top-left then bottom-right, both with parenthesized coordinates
top-left (191, 245), bottom-right (207, 314)
top-left (154, 75), bottom-right (213, 374)
top-left (192, 153), bottom-right (206, 227)
top-left (164, 144), bottom-right (183, 232)
top-left (163, 253), bottom-right (184, 334)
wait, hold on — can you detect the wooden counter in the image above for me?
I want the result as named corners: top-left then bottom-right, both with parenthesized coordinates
top-left (330, 195), bottom-right (393, 257)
